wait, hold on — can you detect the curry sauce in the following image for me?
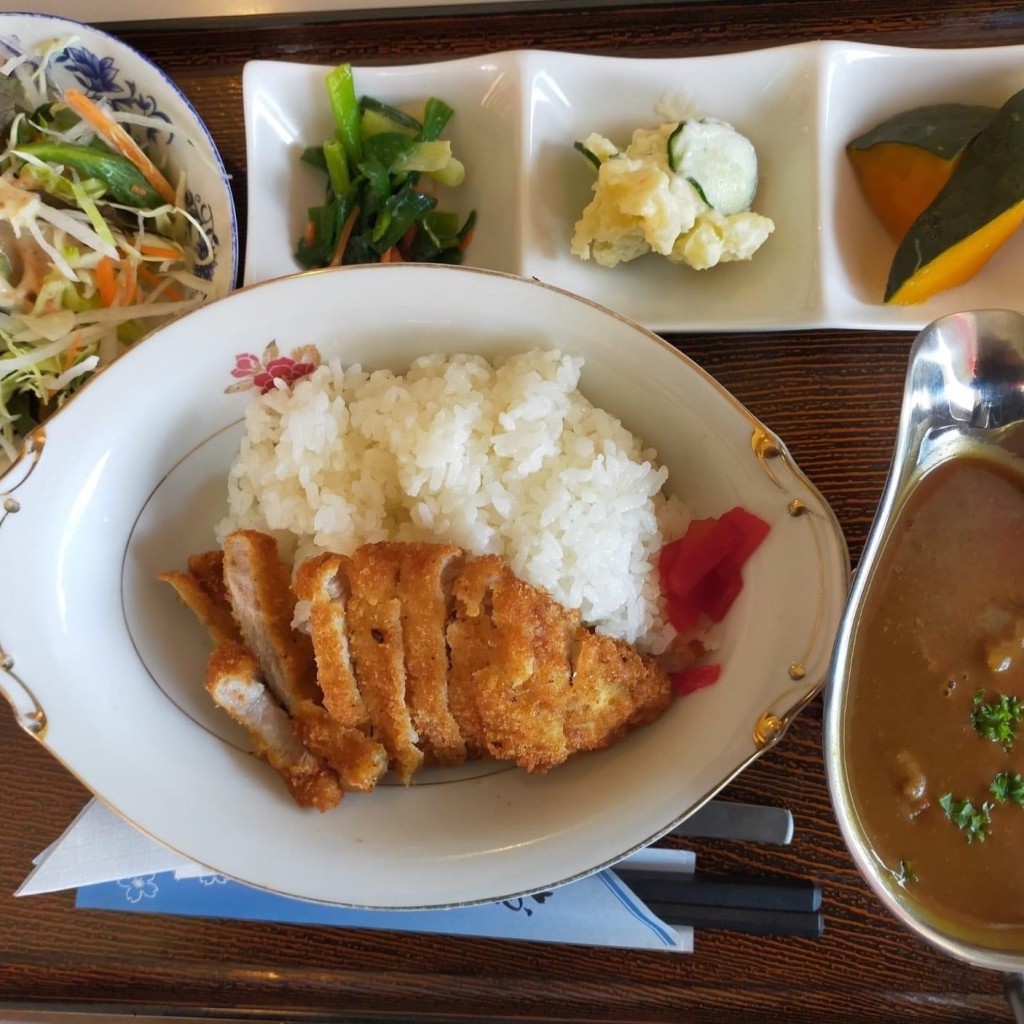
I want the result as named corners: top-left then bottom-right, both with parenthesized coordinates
top-left (845, 454), bottom-right (1024, 950)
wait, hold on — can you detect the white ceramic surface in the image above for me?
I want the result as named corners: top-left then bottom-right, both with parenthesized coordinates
top-left (243, 54), bottom-right (521, 287)
top-left (0, 265), bottom-right (849, 908)
top-left (819, 40), bottom-right (1024, 329)
top-left (244, 42), bottom-right (1024, 332)
top-left (0, 12), bottom-right (237, 298)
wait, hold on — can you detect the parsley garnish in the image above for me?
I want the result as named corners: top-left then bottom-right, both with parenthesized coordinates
top-left (938, 792), bottom-right (993, 843)
top-left (990, 771), bottom-right (1024, 805)
top-left (970, 689), bottom-right (1023, 752)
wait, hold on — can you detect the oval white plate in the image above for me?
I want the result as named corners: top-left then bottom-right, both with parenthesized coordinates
top-left (244, 42), bottom-right (1024, 333)
top-left (0, 265), bottom-right (848, 908)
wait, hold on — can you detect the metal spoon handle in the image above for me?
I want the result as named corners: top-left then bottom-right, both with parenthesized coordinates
top-left (1004, 973), bottom-right (1024, 1023)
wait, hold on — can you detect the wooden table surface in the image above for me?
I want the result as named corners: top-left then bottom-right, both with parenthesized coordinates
top-left (1, 0), bottom-right (1022, 1020)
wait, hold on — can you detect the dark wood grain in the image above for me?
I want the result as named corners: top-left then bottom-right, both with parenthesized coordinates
top-left (0, 1), bottom-right (1018, 1020)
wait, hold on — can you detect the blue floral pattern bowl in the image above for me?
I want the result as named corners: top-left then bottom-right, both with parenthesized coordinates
top-left (0, 12), bottom-right (237, 293)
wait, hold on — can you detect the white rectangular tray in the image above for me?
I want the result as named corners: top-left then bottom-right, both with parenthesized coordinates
top-left (243, 42), bottom-right (1024, 332)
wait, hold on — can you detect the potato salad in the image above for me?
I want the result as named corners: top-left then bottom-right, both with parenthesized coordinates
top-left (570, 119), bottom-right (774, 270)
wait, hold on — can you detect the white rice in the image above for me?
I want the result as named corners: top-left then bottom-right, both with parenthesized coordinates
top-left (217, 349), bottom-right (690, 650)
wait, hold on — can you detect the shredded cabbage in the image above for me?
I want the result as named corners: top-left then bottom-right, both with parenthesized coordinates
top-left (0, 34), bottom-right (216, 465)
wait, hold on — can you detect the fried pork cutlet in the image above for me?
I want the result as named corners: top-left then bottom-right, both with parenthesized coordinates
top-left (291, 699), bottom-right (389, 792)
top-left (222, 530), bottom-right (321, 713)
top-left (396, 543), bottom-right (467, 766)
top-left (446, 555), bottom-right (505, 758)
top-left (562, 629), bottom-right (673, 755)
top-left (293, 553), bottom-right (368, 729)
top-left (166, 533), bottom-right (675, 809)
top-left (448, 553), bottom-right (671, 773)
top-left (158, 550), bottom-right (240, 647)
top-left (464, 560), bottom-right (580, 773)
top-left (164, 541), bottom-right (389, 801)
top-left (344, 543), bottom-right (424, 783)
top-left (205, 641), bottom-right (342, 812)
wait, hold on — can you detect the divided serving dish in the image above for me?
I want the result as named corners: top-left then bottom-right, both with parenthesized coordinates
top-left (244, 41), bottom-right (1024, 333)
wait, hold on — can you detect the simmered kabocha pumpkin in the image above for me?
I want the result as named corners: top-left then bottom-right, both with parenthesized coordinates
top-left (885, 88), bottom-right (1024, 305)
top-left (847, 103), bottom-right (995, 242)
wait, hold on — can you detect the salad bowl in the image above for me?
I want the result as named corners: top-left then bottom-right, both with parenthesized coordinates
top-left (0, 12), bottom-right (238, 461)
top-left (0, 265), bottom-right (848, 908)
top-left (0, 12), bottom-right (237, 292)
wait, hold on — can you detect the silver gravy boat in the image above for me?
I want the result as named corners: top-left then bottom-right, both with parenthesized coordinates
top-left (823, 309), bottom-right (1024, 1013)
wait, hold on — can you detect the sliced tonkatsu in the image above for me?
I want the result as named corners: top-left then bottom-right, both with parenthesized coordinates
top-left (293, 552), bottom-right (368, 729)
top-left (165, 533), bottom-right (674, 809)
top-left (446, 554), bottom-right (505, 758)
top-left (343, 543), bottom-right (424, 783)
top-left (205, 641), bottom-right (343, 812)
top-left (222, 530), bottom-right (321, 713)
top-left (158, 550), bottom-right (240, 648)
top-left (469, 560), bottom-right (579, 773)
top-left (394, 542), bottom-right (467, 766)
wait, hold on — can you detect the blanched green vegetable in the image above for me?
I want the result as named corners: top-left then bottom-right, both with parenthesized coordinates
top-left (295, 63), bottom-right (474, 269)
top-left (326, 63), bottom-right (362, 167)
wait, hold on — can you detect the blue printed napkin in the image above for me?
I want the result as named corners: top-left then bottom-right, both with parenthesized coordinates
top-left (19, 800), bottom-right (694, 953)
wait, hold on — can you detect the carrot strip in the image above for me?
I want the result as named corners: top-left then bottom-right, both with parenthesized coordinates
top-left (328, 206), bottom-right (360, 268)
top-left (380, 246), bottom-right (403, 264)
top-left (303, 220), bottom-right (316, 247)
top-left (138, 243), bottom-right (185, 262)
top-left (137, 263), bottom-right (184, 301)
top-left (63, 331), bottom-right (82, 371)
top-left (398, 223), bottom-right (418, 259)
top-left (459, 227), bottom-right (475, 251)
top-left (63, 89), bottom-right (177, 206)
top-left (95, 256), bottom-right (118, 306)
top-left (120, 259), bottom-right (138, 306)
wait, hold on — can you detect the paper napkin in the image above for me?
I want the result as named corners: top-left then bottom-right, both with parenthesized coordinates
top-left (18, 800), bottom-right (695, 953)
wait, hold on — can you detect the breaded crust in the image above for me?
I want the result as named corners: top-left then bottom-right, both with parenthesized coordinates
top-left (397, 542), bottom-right (467, 765)
top-left (188, 550), bottom-right (233, 608)
top-left (222, 530), bottom-right (321, 712)
top-left (292, 699), bottom-right (389, 793)
top-left (345, 544), bottom-right (424, 783)
top-left (294, 552), bottom-right (368, 729)
top-left (159, 562), bottom-right (241, 648)
top-left (562, 629), bottom-right (673, 754)
top-left (205, 641), bottom-right (342, 812)
top-left (446, 555), bottom-right (504, 757)
top-left (473, 566), bottom-right (579, 773)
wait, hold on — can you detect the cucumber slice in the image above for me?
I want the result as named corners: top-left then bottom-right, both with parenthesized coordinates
top-left (574, 140), bottom-right (601, 169)
top-left (667, 119), bottom-right (759, 215)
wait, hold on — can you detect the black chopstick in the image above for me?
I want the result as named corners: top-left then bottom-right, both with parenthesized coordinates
top-left (640, 901), bottom-right (825, 939)
top-left (612, 869), bottom-right (825, 938)
top-left (613, 870), bottom-right (821, 914)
